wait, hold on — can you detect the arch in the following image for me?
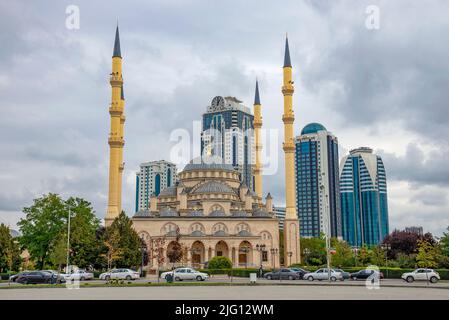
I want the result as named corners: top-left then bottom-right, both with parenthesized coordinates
top-left (138, 231), bottom-right (150, 242)
top-left (238, 241), bottom-right (253, 267)
top-left (235, 222), bottom-right (251, 235)
top-left (209, 204), bottom-right (225, 215)
top-left (215, 240), bottom-right (229, 258)
top-left (155, 173), bottom-right (161, 196)
top-left (189, 222), bottom-right (205, 236)
top-left (191, 241), bottom-right (206, 268)
top-left (161, 222), bottom-right (179, 236)
top-left (212, 223), bottom-right (228, 236)
top-left (259, 231), bottom-right (272, 241)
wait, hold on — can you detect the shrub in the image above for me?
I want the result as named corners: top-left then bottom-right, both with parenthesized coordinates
top-left (208, 256), bottom-right (232, 270)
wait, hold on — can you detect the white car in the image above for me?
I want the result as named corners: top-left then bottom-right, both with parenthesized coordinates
top-left (401, 268), bottom-right (440, 283)
top-left (160, 268), bottom-right (209, 281)
top-left (62, 270), bottom-right (94, 281)
top-left (99, 268), bottom-right (140, 281)
top-left (303, 268), bottom-right (343, 282)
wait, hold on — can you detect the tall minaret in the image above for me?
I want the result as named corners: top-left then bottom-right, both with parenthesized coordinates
top-left (106, 25), bottom-right (124, 225)
top-left (253, 80), bottom-right (263, 199)
top-left (282, 35), bottom-right (301, 265)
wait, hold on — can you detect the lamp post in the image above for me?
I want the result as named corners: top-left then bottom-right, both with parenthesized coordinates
top-left (320, 182), bottom-right (331, 282)
top-left (256, 244), bottom-right (266, 277)
top-left (140, 242), bottom-right (146, 278)
top-left (381, 244), bottom-right (391, 279)
top-left (287, 251), bottom-right (293, 267)
top-left (66, 207), bottom-right (71, 273)
top-left (304, 248), bottom-right (310, 266)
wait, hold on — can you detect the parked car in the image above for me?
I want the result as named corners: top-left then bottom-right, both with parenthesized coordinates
top-left (289, 268), bottom-right (310, 280)
top-left (9, 271), bottom-right (30, 282)
top-left (16, 271), bottom-right (65, 284)
top-left (160, 268), bottom-right (209, 281)
top-left (303, 268), bottom-right (343, 281)
top-left (62, 269), bottom-right (94, 281)
top-left (334, 269), bottom-right (350, 280)
top-left (41, 270), bottom-right (66, 283)
top-left (401, 269), bottom-right (440, 283)
top-left (264, 268), bottom-right (300, 280)
top-left (350, 269), bottom-right (384, 280)
top-left (99, 268), bottom-right (140, 281)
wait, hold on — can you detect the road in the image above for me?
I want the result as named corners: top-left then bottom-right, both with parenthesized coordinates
top-left (1, 284), bottom-right (448, 300)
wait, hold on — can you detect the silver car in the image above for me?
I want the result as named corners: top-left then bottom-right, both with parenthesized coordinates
top-left (99, 268), bottom-right (140, 281)
top-left (401, 269), bottom-right (440, 283)
top-left (304, 268), bottom-right (343, 281)
top-left (62, 269), bottom-right (94, 281)
top-left (160, 268), bottom-right (209, 281)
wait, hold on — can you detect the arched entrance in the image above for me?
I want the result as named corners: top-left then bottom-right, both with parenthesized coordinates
top-left (238, 241), bottom-right (252, 268)
top-left (215, 240), bottom-right (229, 258)
top-left (191, 241), bottom-right (205, 268)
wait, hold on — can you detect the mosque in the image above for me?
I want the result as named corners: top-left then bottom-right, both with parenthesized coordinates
top-left (104, 26), bottom-right (300, 270)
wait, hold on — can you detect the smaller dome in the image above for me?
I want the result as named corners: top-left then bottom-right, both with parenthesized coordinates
top-left (209, 210), bottom-right (226, 217)
top-left (191, 230), bottom-right (205, 237)
top-left (301, 123), bottom-right (327, 135)
top-left (134, 210), bottom-right (152, 217)
top-left (159, 186), bottom-right (177, 197)
top-left (193, 181), bottom-right (234, 194)
top-left (232, 211), bottom-right (250, 218)
top-left (159, 208), bottom-right (179, 217)
top-left (213, 230), bottom-right (227, 237)
top-left (253, 209), bottom-right (271, 217)
top-left (187, 211), bottom-right (204, 217)
top-left (237, 230), bottom-right (252, 236)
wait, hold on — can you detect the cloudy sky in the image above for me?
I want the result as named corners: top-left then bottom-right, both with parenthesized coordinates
top-left (1, 0), bottom-right (448, 237)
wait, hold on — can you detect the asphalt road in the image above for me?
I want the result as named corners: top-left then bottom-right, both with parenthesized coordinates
top-left (1, 284), bottom-right (448, 300)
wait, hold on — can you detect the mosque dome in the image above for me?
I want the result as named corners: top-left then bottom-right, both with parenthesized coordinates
top-left (301, 123), bottom-right (327, 135)
top-left (183, 157), bottom-right (235, 172)
top-left (193, 181), bottom-right (235, 194)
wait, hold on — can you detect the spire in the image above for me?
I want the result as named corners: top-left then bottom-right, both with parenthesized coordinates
top-left (283, 35), bottom-right (291, 68)
top-left (121, 85), bottom-right (125, 100)
top-left (254, 80), bottom-right (261, 105)
top-left (113, 24), bottom-right (121, 58)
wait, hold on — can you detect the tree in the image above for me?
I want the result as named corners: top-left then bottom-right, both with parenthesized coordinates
top-left (208, 256), bottom-right (232, 270)
top-left (65, 197), bottom-right (100, 268)
top-left (357, 245), bottom-right (373, 266)
top-left (382, 230), bottom-right (437, 260)
top-left (440, 226), bottom-right (449, 257)
top-left (49, 231), bottom-right (68, 273)
top-left (370, 246), bottom-right (386, 267)
top-left (103, 211), bottom-right (141, 268)
top-left (0, 224), bottom-right (21, 272)
top-left (330, 240), bottom-right (354, 267)
top-left (18, 194), bottom-right (67, 269)
top-left (300, 235), bottom-right (326, 266)
top-left (102, 227), bottom-right (122, 270)
top-left (416, 239), bottom-right (439, 269)
top-left (166, 227), bottom-right (183, 268)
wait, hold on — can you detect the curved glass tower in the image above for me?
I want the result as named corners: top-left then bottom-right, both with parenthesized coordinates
top-left (339, 147), bottom-right (389, 247)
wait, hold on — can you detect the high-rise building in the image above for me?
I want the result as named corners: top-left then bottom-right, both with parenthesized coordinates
top-left (294, 123), bottom-right (341, 238)
top-left (273, 206), bottom-right (286, 230)
top-left (340, 147), bottom-right (389, 247)
top-left (404, 226), bottom-right (423, 236)
top-left (106, 25), bottom-right (126, 226)
top-left (135, 160), bottom-right (177, 212)
top-left (201, 96), bottom-right (255, 190)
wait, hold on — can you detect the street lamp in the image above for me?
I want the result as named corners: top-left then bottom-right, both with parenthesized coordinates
top-left (381, 244), bottom-right (391, 279)
top-left (66, 207), bottom-right (71, 273)
top-left (256, 244), bottom-right (266, 277)
top-left (140, 242), bottom-right (147, 278)
top-left (320, 182), bottom-right (331, 282)
top-left (287, 251), bottom-right (293, 267)
top-left (304, 248), bottom-right (310, 266)
top-left (270, 248), bottom-right (278, 269)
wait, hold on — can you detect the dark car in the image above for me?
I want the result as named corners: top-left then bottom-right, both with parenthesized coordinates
top-left (264, 268), bottom-right (300, 280)
top-left (334, 269), bottom-right (350, 280)
top-left (350, 269), bottom-right (384, 280)
top-left (16, 271), bottom-right (65, 284)
top-left (290, 268), bottom-right (310, 280)
top-left (9, 272), bottom-right (30, 282)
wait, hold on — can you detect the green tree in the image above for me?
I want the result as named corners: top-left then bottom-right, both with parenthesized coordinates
top-left (331, 240), bottom-right (354, 267)
top-left (18, 193), bottom-right (67, 269)
top-left (440, 226), bottom-right (449, 257)
top-left (66, 197), bottom-right (100, 268)
top-left (370, 246), bottom-right (386, 267)
top-left (102, 227), bottom-right (122, 270)
top-left (357, 245), bottom-right (373, 266)
top-left (416, 239), bottom-right (439, 268)
top-left (300, 235), bottom-right (326, 266)
top-left (208, 256), bottom-right (232, 269)
top-left (49, 231), bottom-right (67, 273)
top-left (103, 211), bottom-right (141, 268)
top-left (0, 224), bottom-right (22, 272)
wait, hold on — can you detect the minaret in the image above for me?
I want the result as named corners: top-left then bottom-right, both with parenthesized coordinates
top-left (253, 80), bottom-right (263, 199)
top-left (117, 85), bottom-right (125, 214)
top-left (106, 25), bottom-right (124, 225)
top-left (281, 35), bottom-right (301, 265)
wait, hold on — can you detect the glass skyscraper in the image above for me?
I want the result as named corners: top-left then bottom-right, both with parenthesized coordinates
top-left (201, 96), bottom-right (255, 190)
top-left (294, 123), bottom-right (341, 238)
top-left (340, 147), bottom-right (389, 247)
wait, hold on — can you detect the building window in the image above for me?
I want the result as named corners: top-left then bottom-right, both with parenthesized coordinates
top-left (262, 251), bottom-right (268, 262)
